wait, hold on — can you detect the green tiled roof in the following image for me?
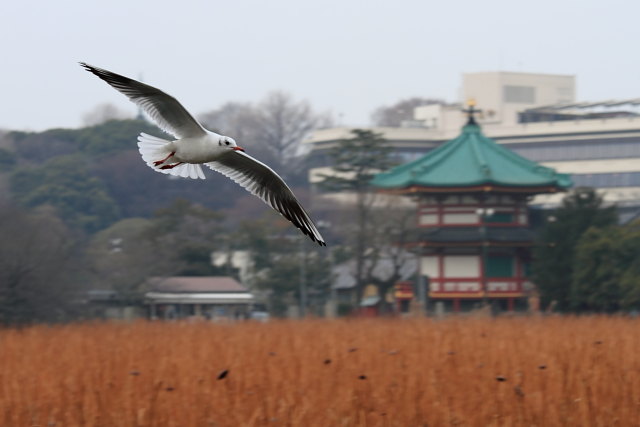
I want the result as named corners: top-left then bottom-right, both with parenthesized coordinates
top-left (372, 124), bottom-right (572, 190)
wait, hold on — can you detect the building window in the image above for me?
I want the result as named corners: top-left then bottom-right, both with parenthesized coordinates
top-left (444, 255), bottom-right (479, 278)
top-left (504, 85), bottom-right (536, 103)
top-left (557, 87), bottom-right (573, 103)
top-left (504, 139), bottom-right (640, 162)
top-left (522, 261), bottom-right (532, 278)
top-left (485, 255), bottom-right (514, 278)
top-left (443, 213), bottom-right (478, 224)
top-left (419, 213), bottom-right (438, 225)
top-left (486, 212), bottom-right (514, 223)
top-left (571, 172), bottom-right (640, 188)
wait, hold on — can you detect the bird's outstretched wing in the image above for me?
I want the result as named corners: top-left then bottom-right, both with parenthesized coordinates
top-left (80, 62), bottom-right (207, 139)
top-left (206, 151), bottom-right (326, 246)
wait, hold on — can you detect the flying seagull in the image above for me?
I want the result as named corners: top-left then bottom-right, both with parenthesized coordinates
top-left (80, 62), bottom-right (325, 246)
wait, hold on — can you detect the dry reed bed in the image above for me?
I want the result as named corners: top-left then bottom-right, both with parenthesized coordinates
top-left (1, 316), bottom-right (639, 426)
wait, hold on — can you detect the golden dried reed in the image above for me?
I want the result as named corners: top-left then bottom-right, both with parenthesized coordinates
top-left (1, 316), bottom-right (639, 426)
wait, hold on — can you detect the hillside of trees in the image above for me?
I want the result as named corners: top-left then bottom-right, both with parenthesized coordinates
top-left (0, 117), bottom-right (407, 322)
top-left (0, 85), bottom-right (340, 322)
top-left (3, 119), bottom-right (278, 232)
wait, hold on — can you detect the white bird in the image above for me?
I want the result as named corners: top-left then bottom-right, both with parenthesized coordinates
top-left (80, 62), bottom-right (325, 246)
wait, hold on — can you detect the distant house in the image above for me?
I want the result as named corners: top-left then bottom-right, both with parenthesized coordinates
top-left (145, 276), bottom-right (254, 320)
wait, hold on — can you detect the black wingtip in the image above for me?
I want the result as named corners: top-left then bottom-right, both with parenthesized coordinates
top-left (303, 227), bottom-right (326, 247)
top-left (79, 62), bottom-right (101, 77)
top-left (299, 227), bottom-right (326, 247)
top-left (310, 233), bottom-right (326, 247)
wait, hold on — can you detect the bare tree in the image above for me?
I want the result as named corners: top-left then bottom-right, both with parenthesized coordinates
top-left (83, 103), bottom-right (132, 126)
top-left (327, 197), bottom-right (416, 311)
top-left (86, 200), bottom-right (228, 303)
top-left (371, 97), bottom-right (443, 127)
top-left (199, 101), bottom-right (261, 144)
top-left (85, 217), bottom-right (165, 304)
top-left (255, 91), bottom-right (332, 175)
top-left (199, 92), bottom-right (333, 180)
top-left (0, 130), bottom-right (11, 149)
top-left (0, 205), bottom-right (79, 324)
top-left (362, 205), bottom-right (416, 311)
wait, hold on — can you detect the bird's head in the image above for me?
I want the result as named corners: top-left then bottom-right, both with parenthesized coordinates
top-left (219, 136), bottom-right (245, 152)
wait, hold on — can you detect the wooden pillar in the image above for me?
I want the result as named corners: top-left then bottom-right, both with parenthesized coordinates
top-left (453, 298), bottom-right (460, 313)
top-left (515, 249), bottom-right (523, 293)
top-left (508, 297), bottom-right (514, 312)
top-left (479, 244), bottom-right (487, 302)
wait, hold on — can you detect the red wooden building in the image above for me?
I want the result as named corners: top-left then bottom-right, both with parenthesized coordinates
top-left (372, 105), bottom-right (572, 312)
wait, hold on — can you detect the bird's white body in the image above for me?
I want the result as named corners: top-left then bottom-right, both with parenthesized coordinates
top-left (136, 131), bottom-right (243, 180)
top-left (81, 62), bottom-right (326, 245)
top-left (167, 133), bottom-right (227, 164)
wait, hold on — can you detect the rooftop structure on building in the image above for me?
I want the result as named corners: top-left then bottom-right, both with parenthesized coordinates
top-left (306, 71), bottom-right (640, 221)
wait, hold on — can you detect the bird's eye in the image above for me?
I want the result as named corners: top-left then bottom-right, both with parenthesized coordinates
top-left (225, 140), bottom-right (230, 145)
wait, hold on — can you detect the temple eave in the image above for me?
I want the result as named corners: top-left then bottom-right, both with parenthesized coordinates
top-left (405, 241), bottom-right (534, 249)
top-left (378, 184), bottom-right (564, 195)
top-left (429, 292), bottom-right (526, 299)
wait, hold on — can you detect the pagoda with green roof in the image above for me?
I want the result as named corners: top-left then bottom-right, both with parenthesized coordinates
top-left (372, 103), bottom-right (572, 312)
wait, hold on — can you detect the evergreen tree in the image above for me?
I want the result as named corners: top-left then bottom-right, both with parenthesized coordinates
top-left (532, 187), bottom-right (617, 311)
top-left (571, 222), bottom-right (640, 312)
top-left (254, 249), bottom-right (331, 317)
top-left (146, 199), bottom-right (228, 276)
top-left (85, 218), bottom-right (160, 304)
top-left (10, 155), bottom-right (121, 233)
top-left (317, 129), bottom-right (397, 303)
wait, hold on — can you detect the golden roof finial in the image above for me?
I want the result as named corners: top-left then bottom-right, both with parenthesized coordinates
top-left (462, 99), bottom-right (482, 126)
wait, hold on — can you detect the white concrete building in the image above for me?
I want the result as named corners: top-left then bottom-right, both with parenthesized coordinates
top-left (305, 71), bottom-right (640, 221)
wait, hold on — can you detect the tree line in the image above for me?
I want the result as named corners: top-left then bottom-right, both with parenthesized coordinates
top-left (1, 92), bottom-right (637, 324)
top-left (0, 119), bottom-right (412, 323)
top-left (533, 187), bottom-right (640, 313)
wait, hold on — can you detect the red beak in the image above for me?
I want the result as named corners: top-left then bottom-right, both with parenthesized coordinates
top-left (233, 146), bottom-right (245, 152)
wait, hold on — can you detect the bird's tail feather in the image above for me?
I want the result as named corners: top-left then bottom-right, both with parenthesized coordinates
top-left (137, 133), bottom-right (205, 180)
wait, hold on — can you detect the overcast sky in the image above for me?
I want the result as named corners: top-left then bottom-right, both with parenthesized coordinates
top-left (1, 0), bottom-right (638, 132)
